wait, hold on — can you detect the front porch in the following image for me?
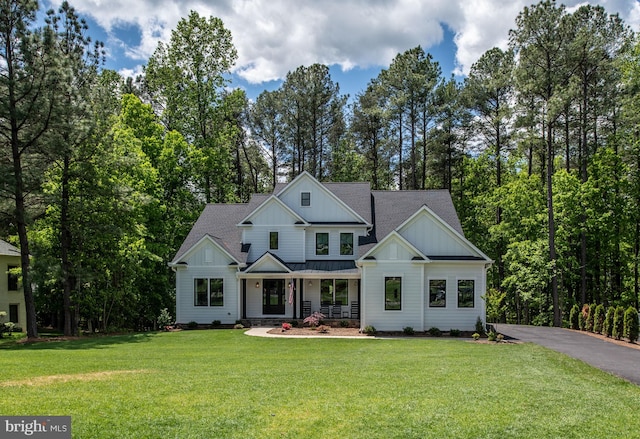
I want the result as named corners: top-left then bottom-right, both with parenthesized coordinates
top-left (239, 275), bottom-right (361, 321)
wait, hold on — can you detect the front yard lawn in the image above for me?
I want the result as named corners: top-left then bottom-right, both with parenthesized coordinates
top-left (1, 330), bottom-right (639, 438)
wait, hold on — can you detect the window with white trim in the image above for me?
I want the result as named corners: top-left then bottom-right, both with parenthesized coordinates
top-left (269, 231), bottom-right (278, 250)
top-left (340, 233), bottom-right (353, 255)
top-left (316, 233), bottom-right (329, 255)
top-left (301, 192), bottom-right (311, 206)
top-left (429, 279), bottom-right (446, 307)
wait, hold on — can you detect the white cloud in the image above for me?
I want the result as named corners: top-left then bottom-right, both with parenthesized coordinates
top-left (46, 0), bottom-right (640, 84)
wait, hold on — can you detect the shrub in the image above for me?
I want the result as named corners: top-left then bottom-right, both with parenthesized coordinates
top-left (340, 320), bottom-right (350, 328)
top-left (303, 311), bottom-right (325, 328)
top-left (428, 327), bottom-right (441, 337)
top-left (291, 320), bottom-right (299, 327)
top-left (578, 311), bottom-right (585, 331)
top-left (449, 329), bottom-right (461, 337)
top-left (187, 321), bottom-right (198, 329)
top-left (602, 307), bottom-right (614, 337)
top-left (363, 325), bottom-right (376, 335)
top-left (157, 308), bottom-right (173, 328)
top-left (586, 303), bottom-right (596, 332)
top-left (612, 306), bottom-right (625, 340)
top-left (475, 316), bottom-right (485, 335)
top-left (233, 323), bottom-right (244, 329)
top-left (593, 304), bottom-right (605, 334)
top-left (211, 320), bottom-right (221, 328)
top-left (487, 331), bottom-right (497, 341)
top-left (496, 333), bottom-right (504, 342)
top-left (569, 304), bottom-right (580, 330)
top-left (281, 322), bottom-right (292, 331)
top-left (623, 306), bottom-right (639, 343)
top-left (403, 326), bottom-right (415, 335)
top-left (472, 332), bottom-right (480, 340)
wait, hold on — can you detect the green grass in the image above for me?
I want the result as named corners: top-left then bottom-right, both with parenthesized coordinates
top-left (1, 330), bottom-right (640, 438)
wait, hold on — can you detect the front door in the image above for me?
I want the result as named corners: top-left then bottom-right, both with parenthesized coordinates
top-left (263, 279), bottom-right (285, 315)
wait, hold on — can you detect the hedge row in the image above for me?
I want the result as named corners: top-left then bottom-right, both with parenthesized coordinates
top-left (569, 303), bottom-right (638, 343)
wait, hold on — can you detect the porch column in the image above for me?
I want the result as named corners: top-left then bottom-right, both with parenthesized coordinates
top-left (242, 279), bottom-right (247, 320)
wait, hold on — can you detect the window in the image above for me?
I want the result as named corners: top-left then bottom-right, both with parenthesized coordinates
top-left (316, 233), bottom-right (329, 255)
top-left (269, 231), bottom-right (278, 250)
top-left (320, 279), bottom-right (348, 304)
top-left (7, 265), bottom-right (18, 291)
top-left (194, 278), bottom-right (224, 306)
top-left (429, 279), bottom-right (446, 307)
top-left (340, 233), bottom-right (353, 255)
top-left (301, 192), bottom-right (311, 206)
top-left (385, 277), bottom-right (401, 310)
top-left (209, 279), bottom-right (224, 307)
top-left (457, 280), bottom-right (474, 308)
top-left (9, 304), bottom-right (18, 323)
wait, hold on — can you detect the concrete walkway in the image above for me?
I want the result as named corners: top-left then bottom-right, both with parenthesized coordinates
top-left (244, 327), bottom-right (373, 339)
top-left (496, 324), bottom-right (640, 385)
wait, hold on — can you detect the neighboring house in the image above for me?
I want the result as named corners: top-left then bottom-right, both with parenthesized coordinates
top-left (0, 239), bottom-right (26, 329)
top-left (170, 172), bottom-right (492, 331)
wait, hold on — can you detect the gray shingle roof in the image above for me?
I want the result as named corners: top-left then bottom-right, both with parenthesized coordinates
top-left (0, 239), bottom-right (20, 257)
top-left (172, 183), bottom-right (465, 265)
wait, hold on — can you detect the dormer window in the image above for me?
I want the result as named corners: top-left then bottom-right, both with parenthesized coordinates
top-left (301, 191), bottom-right (311, 207)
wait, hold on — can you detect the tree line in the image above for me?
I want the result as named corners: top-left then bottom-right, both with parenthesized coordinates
top-left (1, 0), bottom-right (639, 338)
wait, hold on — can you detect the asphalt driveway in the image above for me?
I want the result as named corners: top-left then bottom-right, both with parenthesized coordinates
top-left (496, 324), bottom-right (640, 385)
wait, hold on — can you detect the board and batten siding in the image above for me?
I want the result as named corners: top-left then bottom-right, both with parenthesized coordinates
top-left (424, 263), bottom-right (486, 331)
top-left (360, 261), bottom-right (424, 331)
top-left (175, 240), bottom-right (240, 325)
top-left (280, 179), bottom-right (359, 223)
top-left (399, 214), bottom-right (476, 257)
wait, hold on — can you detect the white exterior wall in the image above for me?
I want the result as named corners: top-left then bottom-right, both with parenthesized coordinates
top-left (400, 215), bottom-right (475, 257)
top-left (245, 225), bottom-right (305, 263)
top-left (304, 227), bottom-right (364, 260)
top-left (175, 240), bottom-right (240, 324)
top-left (280, 180), bottom-right (359, 223)
top-left (424, 263), bottom-right (486, 331)
top-left (361, 262), bottom-right (424, 331)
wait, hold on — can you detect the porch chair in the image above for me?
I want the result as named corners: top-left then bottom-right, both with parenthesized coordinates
top-left (350, 301), bottom-right (359, 319)
top-left (332, 301), bottom-right (342, 319)
top-left (302, 301), bottom-right (312, 318)
top-left (320, 302), bottom-right (330, 317)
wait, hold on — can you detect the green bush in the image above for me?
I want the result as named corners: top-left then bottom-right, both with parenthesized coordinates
top-left (340, 320), bottom-right (350, 328)
top-left (233, 323), bottom-right (244, 329)
top-left (403, 326), bottom-right (415, 335)
top-left (593, 304), bottom-right (605, 334)
top-left (612, 306), bottom-right (625, 340)
top-left (157, 308), bottom-right (173, 328)
top-left (586, 303), bottom-right (596, 332)
top-left (290, 320), bottom-right (299, 327)
top-left (578, 311), bottom-right (586, 331)
top-left (487, 331), bottom-right (497, 341)
top-left (210, 320), bottom-right (221, 328)
top-left (475, 316), bottom-right (485, 335)
top-left (363, 325), bottom-right (376, 335)
top-left (603, 307), bottom-right (614, 337)
top-left (187, 321), bottom-right (198, 329)
top-left (569, 304), bottom-right (580, 330)
top-left (428, 327), bottom-right (441, 337)
top-left (449, 329), bottom-right (461, 337)
top-left (623, 306), bottom-right (639, 343)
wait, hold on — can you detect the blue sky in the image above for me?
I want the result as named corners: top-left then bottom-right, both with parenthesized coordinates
top-left (42, 0), bottom-right (640, 102)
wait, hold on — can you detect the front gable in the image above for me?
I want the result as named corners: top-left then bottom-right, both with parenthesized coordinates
top-left (238, 195), bottom-right (308, 227)
top-left (360, 231), bottom-right (426, 262)
top-left (171, 235), bottom-right (238, 267)
top-left (277, 172), bottom-right (370, 225)
top-left (398, 206), bottom-right (490, 260)
top-left (244, 252), bottom-right (291, 273)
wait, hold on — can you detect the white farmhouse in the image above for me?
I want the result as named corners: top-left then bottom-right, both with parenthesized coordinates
top-left (170, 172), bottom-right (492, 331)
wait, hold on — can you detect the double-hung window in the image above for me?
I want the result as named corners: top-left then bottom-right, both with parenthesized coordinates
top-left (340, 233), bottom-right (353, 255)
top-left (457, 280), bottom-right (474, 308)
top-left (301, 192), bottom-right (311, 206)
top-left (429, 279), bottom-right (446, 307)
